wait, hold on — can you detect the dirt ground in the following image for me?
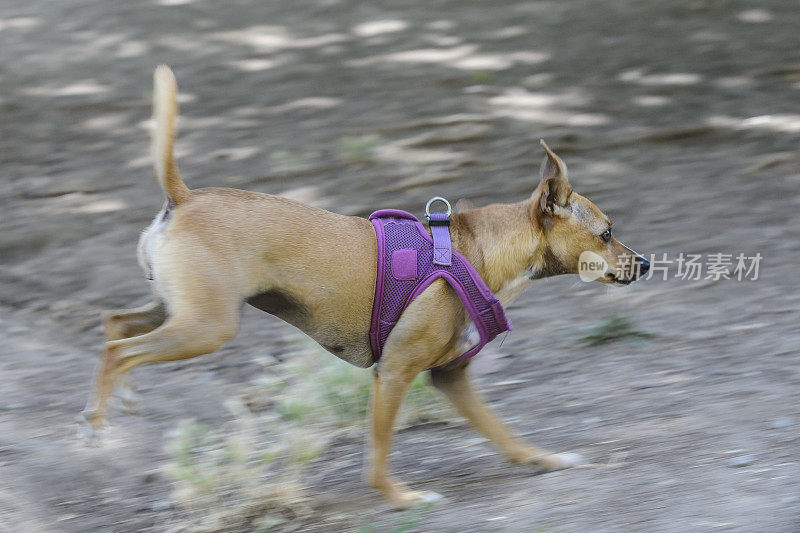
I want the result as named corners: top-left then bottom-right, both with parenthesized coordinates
top-left (1, 0), bottom-right (800, 531)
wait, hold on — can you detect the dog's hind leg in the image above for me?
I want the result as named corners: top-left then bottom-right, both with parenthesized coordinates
top-left (83, 307), bottom-right (238, 430)
top-left (430, 364), bottom-right (584, 472)
top-left (102, 301), bottom-right (167, 341)
top-left (99, 301), bottom-right (168, 414)
top-left (83, 252), bottom-right (241, 430)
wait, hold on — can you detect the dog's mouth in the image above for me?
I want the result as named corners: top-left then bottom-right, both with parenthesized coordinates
top-left (606, 272), bottom-right (636, 285)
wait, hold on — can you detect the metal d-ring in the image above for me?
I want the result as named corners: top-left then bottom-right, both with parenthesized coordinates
top-left (425, 196), bottom-right (452, 220)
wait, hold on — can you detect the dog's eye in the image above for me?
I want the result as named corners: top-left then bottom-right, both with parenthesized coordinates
top-left (601, 229), bottom-right (612, 242)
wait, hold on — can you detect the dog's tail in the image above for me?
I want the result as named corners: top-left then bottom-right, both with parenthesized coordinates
top-left (152, 65), bottom-right (191, 204)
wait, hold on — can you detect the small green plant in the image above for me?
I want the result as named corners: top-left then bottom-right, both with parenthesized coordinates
top-left (579, 316), bottom-right (653, 346)
top-left (267, 337), bottom-right (446, 428)
top-left (269, 149), bottom-right (307, 174)
top-left (470, 70), bottom-right (495, 84)
top-left (165, 337), bottom-right (449, 531)
top-left (275, 398), bottom-right (315, 421)
top-left (165, 415), bottom-right (311, 532)
top-left (338, 134), bottom-right (382, 164)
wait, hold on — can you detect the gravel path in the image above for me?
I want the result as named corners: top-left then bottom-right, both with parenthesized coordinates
top-left (1, 0), bottom-right (799, 531)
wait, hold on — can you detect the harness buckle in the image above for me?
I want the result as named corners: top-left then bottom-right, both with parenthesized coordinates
top-left (425, 196), bottom-right (452, 221)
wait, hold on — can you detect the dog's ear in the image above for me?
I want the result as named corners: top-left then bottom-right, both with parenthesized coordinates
top-left (536, 139), bottom-right (572, 216)
top-left (455, 198), bottom-right (473, 213)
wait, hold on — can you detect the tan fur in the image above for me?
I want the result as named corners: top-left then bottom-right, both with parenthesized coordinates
top-left (83, 66), bottom-right (647, 508)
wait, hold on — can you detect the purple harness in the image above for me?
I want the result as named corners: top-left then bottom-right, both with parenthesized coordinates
top-left (368, 199), bottom-right (512, 366)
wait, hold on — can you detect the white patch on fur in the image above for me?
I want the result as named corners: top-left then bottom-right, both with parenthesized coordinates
top-left (137, 206), bottom-right (169, 298)
top-left (456, 321), bottom-right (481, 353)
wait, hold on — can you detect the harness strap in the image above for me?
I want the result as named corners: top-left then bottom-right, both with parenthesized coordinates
top-left (428, 212), bottom-right (452, 266)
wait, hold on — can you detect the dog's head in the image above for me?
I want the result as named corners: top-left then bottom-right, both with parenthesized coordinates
top-left (530, 141), bottom-right (649, 285)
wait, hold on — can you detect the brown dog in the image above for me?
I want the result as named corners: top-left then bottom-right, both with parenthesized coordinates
top-left (82, 65), bottom-right (648, 508)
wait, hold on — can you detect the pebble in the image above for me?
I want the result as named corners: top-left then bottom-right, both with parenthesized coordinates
top-left (727, 455), bottom-right (756, 468)
top-left (151, 499), bottom-right (174, 512)
top-left (737, 9), bottom-right (773, 23)
top-left (769, 417), bottom-right (794, 429)
top-left (463, 85), bottom-right (489, 95)
top-left (141, 469), bottom-right (160, 483)
top-left (522, 73), bottom-right (556, 88)
top-left (253, 515), bottom-right (288, 530)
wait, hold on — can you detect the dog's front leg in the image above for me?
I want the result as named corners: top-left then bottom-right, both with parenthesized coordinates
top-left (365, 280), bottom-right (466, 507)
top-left (366, 358), bottom-right (443, 509)
top-left (430, 364), bottom-right (583, 472)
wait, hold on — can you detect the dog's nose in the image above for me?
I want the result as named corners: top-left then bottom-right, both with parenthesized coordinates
top-left (639, 256), bottom-right (650, 276)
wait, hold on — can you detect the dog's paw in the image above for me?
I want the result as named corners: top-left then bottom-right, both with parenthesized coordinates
top-left (392, 490), bottom-right (444, 510)
top-left (415, 491), bottom-right (444, 504)
top-left (75, 411), bottom-right (107, 447)
top-left (524, 452), bottom-right (586, 472)
top-left (546, 452), bottom-right (585, 470)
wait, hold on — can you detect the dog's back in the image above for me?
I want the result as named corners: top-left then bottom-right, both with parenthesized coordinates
top-left (146, 188), bottom-right (378, 366)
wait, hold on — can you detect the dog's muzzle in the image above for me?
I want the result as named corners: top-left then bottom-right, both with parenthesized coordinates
top-left (607, 255), bottom-right (649, 285)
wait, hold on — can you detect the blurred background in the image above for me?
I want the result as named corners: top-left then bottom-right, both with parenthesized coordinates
top-left (1, 0), bottom-right (799, 531)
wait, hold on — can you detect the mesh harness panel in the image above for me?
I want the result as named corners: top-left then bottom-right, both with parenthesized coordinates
top-left (368, 209), bottom-right (512, 365)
